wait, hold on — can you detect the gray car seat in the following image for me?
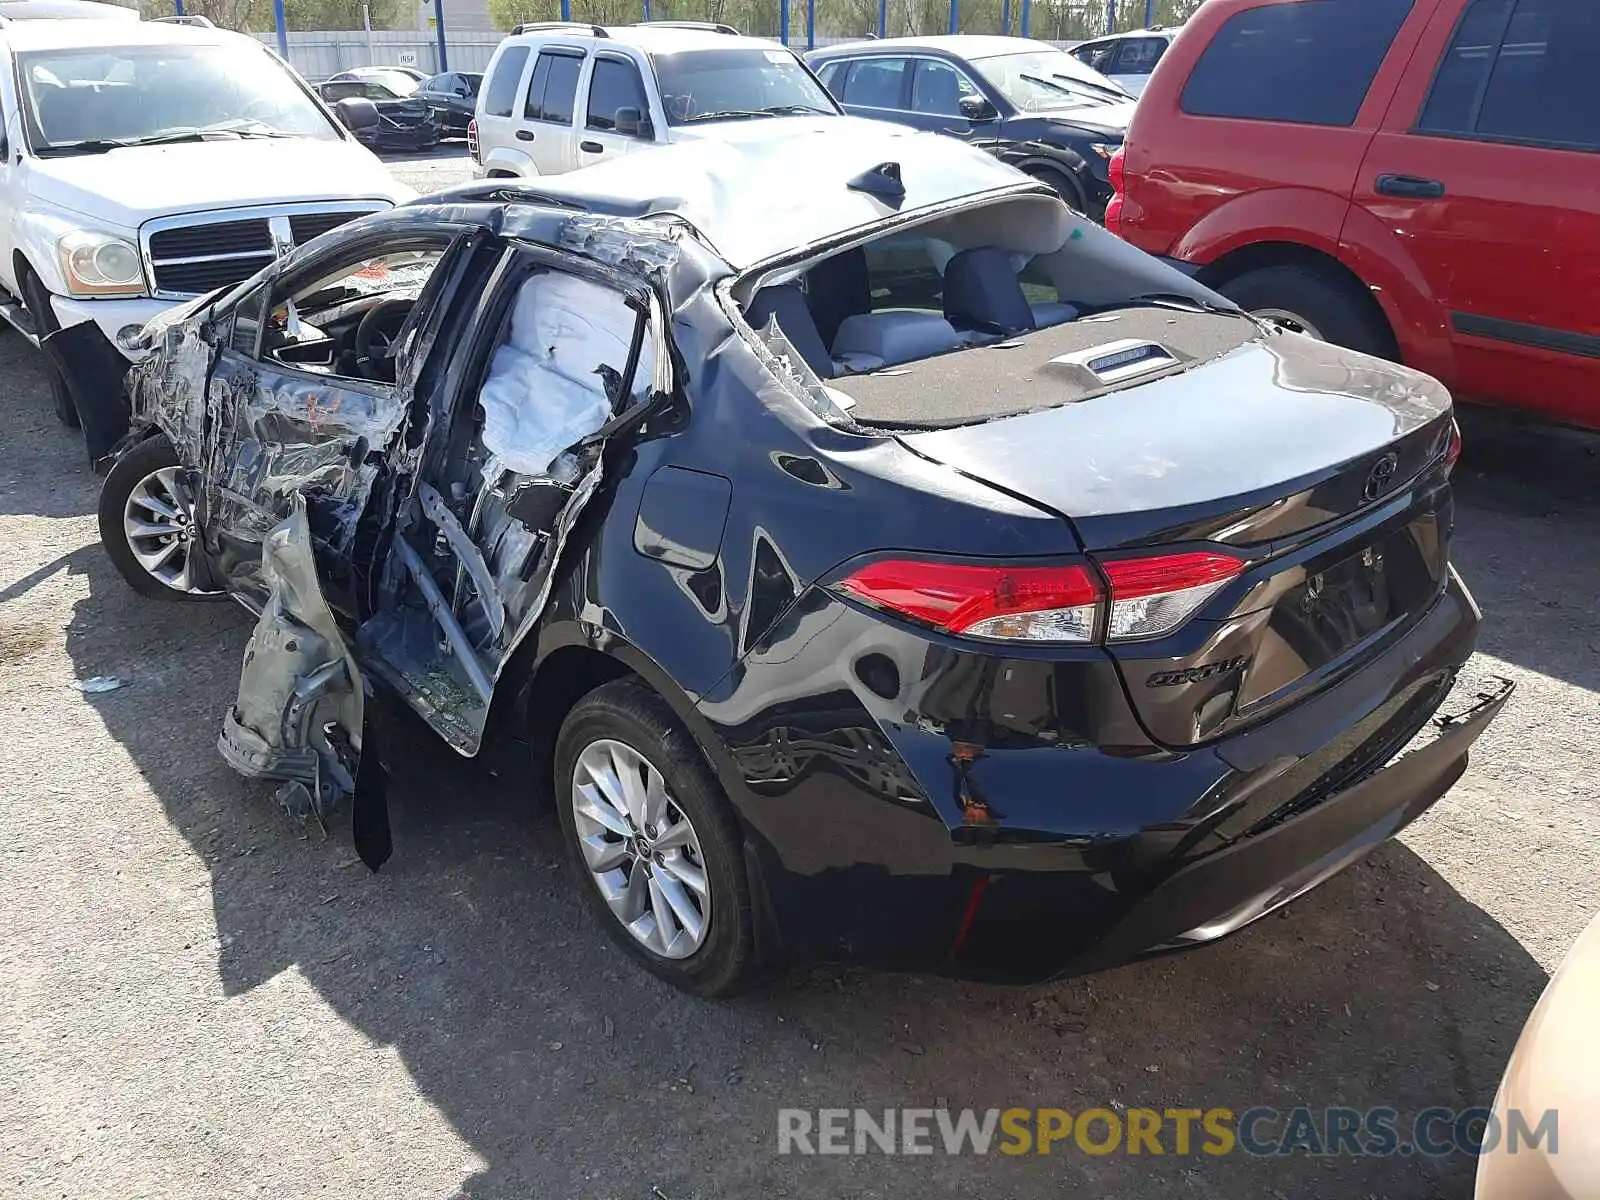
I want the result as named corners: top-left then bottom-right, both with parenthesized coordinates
top-left (943, 246), bottom-right (1078, 334)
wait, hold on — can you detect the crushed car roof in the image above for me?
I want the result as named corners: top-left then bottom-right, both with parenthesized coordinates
top-left (440, 121), bottom-right (1036, 269)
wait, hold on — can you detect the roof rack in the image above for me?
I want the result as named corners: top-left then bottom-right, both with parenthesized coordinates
top-left (152, 13), bottom-right (215, 24)
top-left (511, 20), bottom-right (609, 37)
top-left (633, 19), bottom-right (739, 34)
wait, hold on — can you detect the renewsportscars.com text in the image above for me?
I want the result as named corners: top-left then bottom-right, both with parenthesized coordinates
top-left (777, 1106), bottom-right (1558, 1158)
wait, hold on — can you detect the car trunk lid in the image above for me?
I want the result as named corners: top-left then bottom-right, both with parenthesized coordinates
top-left (874, 322), bottom-right (1458, 746)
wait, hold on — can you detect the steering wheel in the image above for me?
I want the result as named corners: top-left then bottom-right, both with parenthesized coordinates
top-left (355, 297), bottom-right (415, 383)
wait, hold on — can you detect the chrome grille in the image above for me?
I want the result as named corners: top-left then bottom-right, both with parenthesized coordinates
top-left (141, 202), bottom-right (389, 300)
top-left (289, 211), bottom-right (365, 244)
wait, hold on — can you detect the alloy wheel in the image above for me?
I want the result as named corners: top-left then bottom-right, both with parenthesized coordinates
top-left (121, 466), bottom-right (215, 596)
top-left (1251, 307), bottom-right (1326, 341)
top-left (571, 738), bottom-right (712, 960)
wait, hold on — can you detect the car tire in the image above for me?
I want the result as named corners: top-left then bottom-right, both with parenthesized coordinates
top-left (1216, 264), bottom-right (1396, 358)
top-left (554, 677), bottom-right (756, 996)
top-left (1025, 165), bottom-right (1088, 215)
top-left (19, 270), bottom-right (80, 429)
top-left (97, 435), bottom-right (225, 602)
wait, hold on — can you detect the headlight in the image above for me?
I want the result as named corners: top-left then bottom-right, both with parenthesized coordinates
top-left (57, 230), bottom-right (145, 297)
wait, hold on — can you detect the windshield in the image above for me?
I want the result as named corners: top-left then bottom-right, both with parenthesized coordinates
top-left (654, 47), bottom-right (839, 124)
top-left (18, 43), bottom-right (342, 154)
top-left (973, 50), bottom-right (1131, 112)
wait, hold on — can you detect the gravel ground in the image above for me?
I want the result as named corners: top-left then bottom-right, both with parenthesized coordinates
top-left (1, 147), bottom-right (1597, 1199)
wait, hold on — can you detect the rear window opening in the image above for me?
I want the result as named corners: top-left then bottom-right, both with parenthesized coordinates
top-left (733, 192), bottom-right (1257, 428)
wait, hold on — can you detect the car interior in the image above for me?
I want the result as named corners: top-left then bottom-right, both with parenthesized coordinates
top-left (734, 192), bottom-right (1260, 427)
top-left (260, 246), bottom-right (447, 384)
top-left (739, 194), bottom-right (1093, 380)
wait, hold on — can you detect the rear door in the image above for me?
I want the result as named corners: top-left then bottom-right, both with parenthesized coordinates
top-left (1128, 0), bottom-right (1432, 258)
top-left (1353, 0), bottom-right (1600, 426)
top-left (520, 47), bottom-right (585, 175)
top-left (475, 44), bottom-right (533, 165)
top-left (832, 55), bottom-right (913, 123)
top-left (575, 52), bottom-right (657, 168)
top-left (355, 242), bottom-right (665, 756)
top-left (1106, 35), bottom-right (1169, 96)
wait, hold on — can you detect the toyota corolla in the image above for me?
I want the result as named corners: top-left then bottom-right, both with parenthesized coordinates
top-left (94, 123), bottom-right (1509, 995)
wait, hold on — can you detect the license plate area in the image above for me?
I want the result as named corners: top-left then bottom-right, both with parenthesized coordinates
top-left (1237, 514), bottom-right (1447, 711)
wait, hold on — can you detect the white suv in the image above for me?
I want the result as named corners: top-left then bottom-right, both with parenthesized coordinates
top-left (0, 17), bottom-right (411, 460)
top-left (1067, 28), bottom-right (1179, 98)
top-left (472, 21), bottom-right (867, 178)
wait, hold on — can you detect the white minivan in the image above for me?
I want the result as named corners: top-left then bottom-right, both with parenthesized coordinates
top-left (471, 21), bottom-right (881, 179)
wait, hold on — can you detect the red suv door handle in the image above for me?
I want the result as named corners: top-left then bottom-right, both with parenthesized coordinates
top-left (1376, 174), bottom-right (1446, 199)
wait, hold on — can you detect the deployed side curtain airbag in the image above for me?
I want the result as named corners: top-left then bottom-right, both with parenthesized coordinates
top-left (477, 270), bottom-right (652, 476)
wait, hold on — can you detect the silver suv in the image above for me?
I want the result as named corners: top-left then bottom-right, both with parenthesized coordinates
top-left (470, 21), bottom-right (856, 178)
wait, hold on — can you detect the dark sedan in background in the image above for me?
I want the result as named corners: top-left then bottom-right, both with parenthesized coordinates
top-left (317, 70), bottom-right (440, 152)
top-left (807, 35), bottom-right (1133, 220)
top-left (418, 70), bottom-right (482, 135)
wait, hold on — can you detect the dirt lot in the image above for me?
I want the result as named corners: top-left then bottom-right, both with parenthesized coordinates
top-left (2, 150), bottom-right (1597, 1199)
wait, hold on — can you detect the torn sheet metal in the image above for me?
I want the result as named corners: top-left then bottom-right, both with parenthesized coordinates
top-left (556, 214), bottom-right (684, 273)
top-left (477, 270), bottom-right (652, 477)
top-left (127, 315), bottom-right (216, 468)
top-left (218, 494), bottom-right (365, 822)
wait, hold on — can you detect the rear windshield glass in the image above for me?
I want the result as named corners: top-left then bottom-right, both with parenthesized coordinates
top-left (482, 45), bottom-right (529, 117)
top-left (1180, 0), bottom-right (1414, 126)
top-left (653, 47), bottom-right (838, 124)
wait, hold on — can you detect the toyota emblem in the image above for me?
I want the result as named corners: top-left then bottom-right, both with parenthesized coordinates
top-left (1363, 452), bottom-right (1400, 502)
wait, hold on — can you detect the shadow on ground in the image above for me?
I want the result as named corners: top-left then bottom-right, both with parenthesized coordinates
top-left (56, 428), bottom-right (1599, 1198)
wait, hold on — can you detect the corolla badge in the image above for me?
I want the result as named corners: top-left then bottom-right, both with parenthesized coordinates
top-left (1146, 655), bottom-right (1249, 688)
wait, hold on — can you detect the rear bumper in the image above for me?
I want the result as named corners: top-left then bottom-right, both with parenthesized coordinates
top-left (1072, 669), bottom-right (1510, 972)
top-left (708, 568), bottom-right (1505, 979)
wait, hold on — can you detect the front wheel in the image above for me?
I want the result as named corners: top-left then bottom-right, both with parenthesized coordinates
top-left (554, 678), bottom-right (756, 996)
top-left (97, 435), bottom-right (225, 602)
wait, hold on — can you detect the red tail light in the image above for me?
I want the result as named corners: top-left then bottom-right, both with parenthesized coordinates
top-left (1105, 144), bottom-right (1127, 237)
top-left (837, 560), bottom-right (1101, 643)
top-left (467, 118), bottom-right (479, 164)
top-left (835, 551), bottom-right (1243, 645)
top-left (1444, 417), bottom-right (1463, 475)
top-left (1101, 551), bottom-right (1244, 641)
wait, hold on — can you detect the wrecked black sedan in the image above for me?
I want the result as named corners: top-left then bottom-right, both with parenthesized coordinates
top-left (96, 123), bottom-right (1510, 995)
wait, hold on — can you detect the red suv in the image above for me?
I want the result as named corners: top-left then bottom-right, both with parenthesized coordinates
top-left (1111, 0), bottom-right (1600, 431)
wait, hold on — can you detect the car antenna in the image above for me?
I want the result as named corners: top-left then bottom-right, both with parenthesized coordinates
top-left (847, 161), bottom-right (905, 205)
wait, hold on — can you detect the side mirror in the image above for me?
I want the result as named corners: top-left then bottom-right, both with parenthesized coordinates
top-left (959, 94), bottom-right (998, 122)
top-left (454, 86), bottom-right (470, 97)
top-left (614, 106), bottom-right (654, 140)
top-left (334, 97), bottom-right (381, 132)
